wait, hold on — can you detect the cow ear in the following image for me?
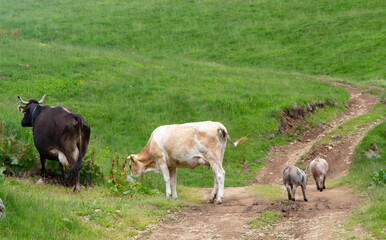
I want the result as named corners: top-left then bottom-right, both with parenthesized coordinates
top-left (129, 155), bottom-right (136, 162)
top-left (18, 106), bottom-right (25, 113)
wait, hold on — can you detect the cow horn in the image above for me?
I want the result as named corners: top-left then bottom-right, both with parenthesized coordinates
top-left (17, 96), bottom-right (28, 105)
top-left (38, 94), bottom-right (50, 104)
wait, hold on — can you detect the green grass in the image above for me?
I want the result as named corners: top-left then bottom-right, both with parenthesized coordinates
top-left (0, 0), bottom-right (385, 238)
top-left (0, 178), bottom-right (200, 239)
top-left (1, 0), bottom-right (384, 82)
top-left (340, 122), bottom-right (386, 238)
top-left (248, 210), bottom-right (282, 229)
top-left (247, 185), bottom-right (286, 201)
top-left (306, 104), bottom-right (347, 126)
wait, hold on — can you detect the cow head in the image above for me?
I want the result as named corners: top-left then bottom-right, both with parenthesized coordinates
top-left (128, 154), bottom-right (142, 177)
top-left (17, 94), bottom-right (49, 127)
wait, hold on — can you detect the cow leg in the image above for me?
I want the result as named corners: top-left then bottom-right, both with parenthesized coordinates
top-left (40, 155), bottom-right (46, 177)
top-left (59, 163), bottom-right (65, 180)
top-left (204, 157), bottom-right (218, 202)
top-left (159, 164), bottom-right (172, 197)
top-left (301, 184), bottom-right (308, 201)
top-left (211, 163), bottom-right (225, 204)
top-left (169, 167), bottom-right (178, 199)
top-left (209, 176), bottom-right (218, 203)
top-left (73, 171), bottom-right (81, 192)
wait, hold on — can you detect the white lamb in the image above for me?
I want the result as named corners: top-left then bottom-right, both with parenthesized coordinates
top-left (309, 157), bottom-right (329, 192)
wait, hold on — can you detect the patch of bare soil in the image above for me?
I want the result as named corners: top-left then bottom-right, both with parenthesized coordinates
top-left (138, 82), bottom-right (380, 240)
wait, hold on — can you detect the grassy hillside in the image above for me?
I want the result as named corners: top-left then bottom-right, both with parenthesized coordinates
top-left (0, 178), bottom-right (200, 239)
top-left (0, 0), bottom-right (384, 238)
top-left (1, 0), bottom-right (384, 82)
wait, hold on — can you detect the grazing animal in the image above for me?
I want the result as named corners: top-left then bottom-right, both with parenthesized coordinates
top-left (309, 157), bottom-right (328, 192)
top-left (18, 95), bottom-right (90, 191)
top-left (282, 166), bottom-right (308, 201)
top-left (128, 121), bottom-right (247, 204)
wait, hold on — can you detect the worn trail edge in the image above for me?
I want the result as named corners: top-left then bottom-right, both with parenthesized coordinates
top-left (139, 82), bottom-right (380, 240)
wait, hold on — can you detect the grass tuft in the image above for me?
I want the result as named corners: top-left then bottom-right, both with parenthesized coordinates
top-left (248, 210), bottom-right (282, 229)
top-left (247, 185), bottom-right (286, 201)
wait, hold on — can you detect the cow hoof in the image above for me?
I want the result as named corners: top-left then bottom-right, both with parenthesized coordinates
top-left (208, 199), bottom-right (215, 203)
top-left (304, 198), bottom-right (308, 202)
top-left (215, 200), bottom-right (222, 205)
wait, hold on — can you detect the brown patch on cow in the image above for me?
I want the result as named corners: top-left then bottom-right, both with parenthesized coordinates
top-left (195, 130), bottom-right (220, 160)
top-left (136, 136), bottom-right (155, 165)
top-left (149, 141), bottom-right (165, 165)
top-left (162, 126), bottom-right (196, 157)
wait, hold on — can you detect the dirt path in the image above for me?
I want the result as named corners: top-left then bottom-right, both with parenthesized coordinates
top-left (256, 82), bottom-right (379, 184)
top-left (139, 82), bottom-right (380, 240)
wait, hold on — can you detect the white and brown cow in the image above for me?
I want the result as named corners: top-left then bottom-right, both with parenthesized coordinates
top-left (128, 121), bottom-right (247, 204)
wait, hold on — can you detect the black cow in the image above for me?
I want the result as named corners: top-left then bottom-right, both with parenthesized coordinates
top-left (18, 94), bottom-right (90, 191)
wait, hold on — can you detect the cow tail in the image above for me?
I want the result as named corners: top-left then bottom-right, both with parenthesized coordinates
top-left (67, 116), bottom-right (83, 188)
top-left (218, 127), bottom-right (247, 147)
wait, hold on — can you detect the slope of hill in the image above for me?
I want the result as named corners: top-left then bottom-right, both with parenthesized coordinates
top-left (0, 0), bottom-right (384, 238)
top-left (1, 0), bottom-right (384, 82)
